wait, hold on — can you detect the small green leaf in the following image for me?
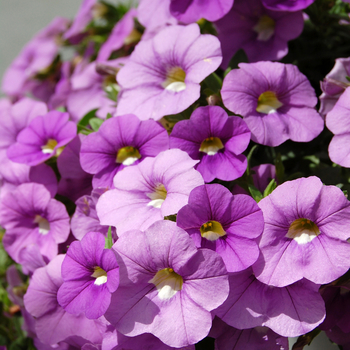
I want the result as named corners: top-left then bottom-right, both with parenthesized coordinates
top-left (291, 328), bottom-right (321, 350)
top-left (227, 49), bottom-right (248, 69)
top-left (164, 214), bottom-right (177, 222)
top-left (77, 109), bottom-right (98, 133)
top-left (106, 113), bottom-right (113, 119)
top-left (245, 145), bottom-right (258, 176)
top-left (247, 184), bottom-right (263, 202)
top-left (105, 227), bottom-right (113, 249)
top-left (263, 179), bottom-right (277, 198)
top-left (202, 72), bottom-right (222, 94)
top-left (89, 118), bottom-right (104, 132)
top-left (274, 153), bottom-right (285, 183)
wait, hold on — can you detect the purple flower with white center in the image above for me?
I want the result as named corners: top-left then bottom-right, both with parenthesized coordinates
top-left (319, 57), bottom-right (350, 116)
top-left (2, 17), bottom-right (68, 101)
top-left (261, 0), bottom-right (315, 11)
top-left (105, 220), bottom-right (229, 348)
top-left (0, 183), bottom-right (70, 264)
top-left (252, 176), bottom-right (350, 287)
top-left (96, 149), bottom-right (204, 236)
top-left (57, 232), bottom-right (119, 319)
top-left (326, 87), bottom-right (350, 167)
top-left (97, 8), bottom-right (138, 62)
top-left (170, 106), bottom-right (250, 182)
top-left (214, 268), bottom-right (325, 337)
top-left (24, 255), bottom-right (106, 346)
top-left (80, 114), bottom-right (169, 188)
top-left (116, 24), bottom-right (222, 121)
top-left (57, 135), bottom-right (93, 202)
top-left (7, 111), bottom-right (76, 166)
top-left (169, 0), bottom-right (234, 23)
top-left (214, 0), bottom-right (304, 67)
top-left (71, 188), bottom-right (113, 240)
top-left (177, 184), bottom-right (263, 272)
top-left (221, 61), bottom-right (324, 146)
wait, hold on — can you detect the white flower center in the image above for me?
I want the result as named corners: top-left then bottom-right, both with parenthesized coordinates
top-left (147, 184), bottom-right (167, 208)
top-left (199, 137), bottom-right (224, 155)
top-left (200, 220), bottom-right (226, 241)
top-left (91, 266), bottom-right (108, 285)
top-left (116, 146), bottom-right (141, 166)
top-left (41, 139), bottom-right (58, 154)
top-left (286, 218), bottom-right (320, 244)
top-left (253, 15), bottom-right (275, 41)
top-left (33, 215), bottom-right (50, 235)
top-left (256, 91), bottom-right (283, 114)
top-left (162, 67), bottom-right (186, 92)
top-left (149, 268), bottom-right (183, 300)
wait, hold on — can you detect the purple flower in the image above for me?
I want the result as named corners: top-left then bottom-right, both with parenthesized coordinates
top-left (252, 163), bottom-right (277, 192)
top-left (262, 0), bottom-right (315, 11)
top-left (57, 232), bottom-right (119, 319)
top-left (214, 269), bottom-right (325, 337)
top-left (116, 24), bottom-right (222, 121)
top-left (170, 105), bottom-right (250, 182)
top-left (319, 57), bottom-right (350, 116)
top-left (0, 183), bottom-right (70, 264)
top-left (326, 87), bottom-right (350, 167)
top-left (105, 220), bottom-right (229, 348)
top-left (169, 0), bottom-right (234, 23)
top-left (96, 149), bottom-right (204, 235)
top-left (24, 255), bottom-right (106, 346)
top-left (7, 111), bottom-right (77, 166)
top-left (214, 0), bottom-right (304, 67)
top-left (252, 176), bottom-right (350, 287)
top-left (221, 61), bottom-right (324, 146)
top-left (57, 135), bottom-right (93, 202)
top-left (80, 114), bottom-right (169, 188)
top-left (177, 184), bottom-right (264, 272)
top-left (2, 17), bottom-right (68, 101)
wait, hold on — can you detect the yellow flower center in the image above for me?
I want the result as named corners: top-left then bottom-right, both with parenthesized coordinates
top-left (286, 218), bottom-right (320, 244)
top-left (199, 137), bottom-right (224, 155)
top-left (253, 15), bottom-right (276, 41)
top-left (149, 267), bottom-right (183, 300)
top-left (116, 146), bottom-right (141, 166)
top-left (200, 220), bottom-right (226, 241)
top-left (162, 67), bottom-right (186, 92)
top-left (147, 184), bottom-right (167, 208)
top-left (91, 266), bottom-right (108, 285)
top-left (256, 91), bottom-right (283, 114)
top-left (41, 139), bottom-right (58, 154)
top-left (33, 215), bottom-right (50, 235)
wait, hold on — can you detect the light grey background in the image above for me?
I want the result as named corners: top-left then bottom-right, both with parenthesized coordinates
top-left (0, 1), bottom-right (341, 349)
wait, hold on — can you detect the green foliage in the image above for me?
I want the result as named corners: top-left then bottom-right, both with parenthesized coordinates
top-left (105, 227), bottom-right (114, 249)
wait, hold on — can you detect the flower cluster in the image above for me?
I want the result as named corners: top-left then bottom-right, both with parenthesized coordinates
top-left (1, 0), bottom-right (350, 349)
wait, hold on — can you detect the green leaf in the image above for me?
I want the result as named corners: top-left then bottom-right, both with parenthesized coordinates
top-left (202, 72), bottom-right (222, 94)
top-left (247, 184), bottom-right (263, 202)
top-left (105, 227), bottom-right (113, 249)
top-left (89, 118), bottom-right (104, 132)
top-left (164, 214), bottom-right (177, 222)
top-left (274, 153), bottom-right (285, 183)
top-left (245, 145), bottom-right (259, 177)
top-left (227, 49), bottom-right (248, 69)
top-left (106, 113), bottom-right (113, 119)
top-left (77, 109), bottom-right (98, 133)
top-left (291, 328), bottom-right (321, 350)
top-left (263, 179), bottom-right (277, 198)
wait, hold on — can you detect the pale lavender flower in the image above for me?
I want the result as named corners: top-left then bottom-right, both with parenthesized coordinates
top-left (221, 61), bottom-right (324, 146)
top-left (105, 220), bottom-right (229, 348)
top-left (96, 149), bottom-right (204, 236)
top-left (57, 232), bottom-right (119, 319)
top-left (253, 176), bottom-right (350, 287)
top-left (116, 24), bottom-right (222, 121)
top-left (170, 105), bottom-right (250, 182)
top-left (7, 111), bottom-right (76, 166)
top-left (214, 0), bottom-right (304, 67)
top-left (177, 184), bottom-right (264, 272)
top-left (80, 114), bottom-right (169, 188)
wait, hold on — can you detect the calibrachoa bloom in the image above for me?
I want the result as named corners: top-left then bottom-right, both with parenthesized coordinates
top-left (24, 255), bottom-right (106, 346)
top-left (7, 110), bottom-right (77, 166)
top-left (177, 184), bottom-right (264, 272)
top-left (105, 220), bottom-right (229, 348)
top-left (116, 24), bottom-right (222, 120)
top-left (57, 232), bottom-right (119, 319)
top-left (221, 61), bottom-right (324, 146)
top-left (214, 0), bottom-right (304, 67)
top-left (0, 183), bottom-right (70, 264)
top-left (170, 106), bottom-right (250, 182)
top-left (80, 114), bottom-right (169, 188)
top-left (96, 149), bottom-right (204, 235)
top-left (261, 0), bottom-right (315, 11)
top-left (326, 87), bottom-right (350, 167)
top-left (253, 176), bottom-right (350, 287)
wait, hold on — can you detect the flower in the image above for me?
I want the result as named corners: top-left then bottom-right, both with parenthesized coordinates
top-left (57, 232), bottom-right (119, 319)
top-left (221, 61), bottom-right (324, 146)
top-left (261, 0), bottom-right (315, 11)
top-left (105, 220), bottom-right (229, 348)
top-left (170, 106), bottom-right (250, 182)
top-left (177, 184), bottom-right (264, 272)
top-left (96, 149), bottom-right (204, 235)
top-left (116, 24), bottom-right (222, 120)
top-left (252, 176), bottom-right (350, 287)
